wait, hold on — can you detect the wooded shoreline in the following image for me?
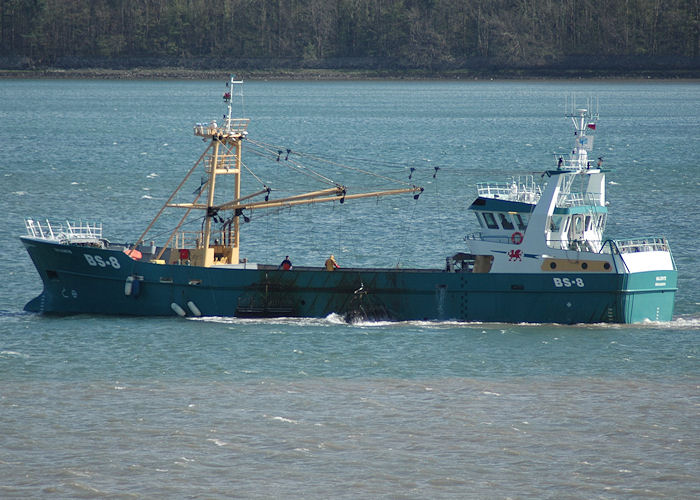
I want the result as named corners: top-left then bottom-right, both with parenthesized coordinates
top-left (2, 67), bottom-right (699, 80)
top-left (3, 1), bottom-right (697, 82)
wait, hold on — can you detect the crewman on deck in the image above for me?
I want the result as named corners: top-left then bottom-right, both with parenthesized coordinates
top-left (279, 256), bottom-right (293, 270)
top-left (325, 254), bottom-right (339, 271)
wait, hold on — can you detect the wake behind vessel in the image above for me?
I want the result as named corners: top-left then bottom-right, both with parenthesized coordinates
top-left (21, 78), bottom-right (677, 323)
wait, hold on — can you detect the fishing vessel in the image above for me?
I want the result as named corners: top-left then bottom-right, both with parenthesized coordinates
top-left (21, 78), bottom-right (677, 323)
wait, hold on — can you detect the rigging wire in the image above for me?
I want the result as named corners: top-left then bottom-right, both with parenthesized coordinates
top-left (291, 150), bottom-right (416, 187)
top-left (239, 159), bottom-right (267, 187)
top-left (246, 139), bottom-right (339, 186)
top-left (395, 196), bottom-right (421, 269)
top-left (141, 213), bottom-right (207, 244)
top-left (433, 166), bottom-right (444, 244)
top-left (335, 201), bottom-right (343, 261)
top-left (247, 138), bottom-right (421, 188)
top-left (252, 137), bottom-right (429, 170)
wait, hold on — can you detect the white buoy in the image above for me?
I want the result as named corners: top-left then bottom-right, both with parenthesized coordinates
top-left (170, 302), bottom-right (186, 317)
top-left (124, 276), bottom-right (134, 296)
top-left (187, 301), bottom-right (202, 317)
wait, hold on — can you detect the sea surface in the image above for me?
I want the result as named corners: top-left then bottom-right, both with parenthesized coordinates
top-left (0, 79), bottom-right (698, 498)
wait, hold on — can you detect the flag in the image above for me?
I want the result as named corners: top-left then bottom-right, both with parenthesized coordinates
top-left (587, 123), bottom-right (596, 130)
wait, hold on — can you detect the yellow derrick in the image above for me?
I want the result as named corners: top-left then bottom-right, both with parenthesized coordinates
top-left (134, 77), bottom-right (423, 268)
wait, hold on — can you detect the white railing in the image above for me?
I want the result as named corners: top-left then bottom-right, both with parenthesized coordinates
top-left (558, 158), bottom-right (589, 171)
top-left (25, 219), bottom-right (103, 243)
top-left (465, 232), bottom-right (512, 244)
top-left (557, 192), bottom-right (602, 208)
top-left (194, 118), bottom-right (250, 137)
top-left (476, 176), bottom-right (541, 203)
top-left (607, 237), bottom-right (670, 254)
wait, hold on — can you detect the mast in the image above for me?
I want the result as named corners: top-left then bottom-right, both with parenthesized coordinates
top-left (176, 74), bottom-right (249, 266)
top-left (201, 138), bottom-right (219, 251)
top-left (564, 105), bottom-right (598, 172)
top-left (233, 133), bottom-right (242, 251)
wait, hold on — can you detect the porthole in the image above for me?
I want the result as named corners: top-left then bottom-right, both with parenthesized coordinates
top-left (550, 262), bottom-right (557, 269)
top-left (603, 262), bottom-right (611, 270)
top-left (581, 262), bottom-right (588, 270)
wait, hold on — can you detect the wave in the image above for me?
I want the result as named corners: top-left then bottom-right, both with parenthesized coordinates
top-left (206, 438), bottom-right (227, 446)
top-left (0, 350), bottom-right (29, 359)
top-left (265, 415), bottom-right (300, 424)
top-left (188, 313), bottom-right (700, 332)
top-left (188, 314), bottom-right (344, 327)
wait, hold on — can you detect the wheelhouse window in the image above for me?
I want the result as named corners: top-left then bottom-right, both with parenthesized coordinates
top-left (483, 212), bottom-right (499, 229)
top-left (499, 213), bottom-right (514, 230)
top-left (549, 215), bottom-right (563, 231)
top-left (597, 214), bottom-right (607, 230)
top-left (513, 213), bottom-right (528, 230)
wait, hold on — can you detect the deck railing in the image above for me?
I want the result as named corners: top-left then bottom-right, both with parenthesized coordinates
top-left (557, 192), bottom-right (603, 208)
top-left (465, 232), bottom-right (513, 245)
top-left (604, 237), bottom-right (670, 254)
top-left (194, 118), bottom-right (250, 138)
top-left (25, 219), bottom-right (103, 243)
top-left (476, 176), bottom-right (542, 203)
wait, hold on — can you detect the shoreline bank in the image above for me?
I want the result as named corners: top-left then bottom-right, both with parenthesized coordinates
top-left (2, 67), bottom-right (699, 81)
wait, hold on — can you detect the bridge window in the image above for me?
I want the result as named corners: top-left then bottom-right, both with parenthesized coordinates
top-left (597, 214), bottom-right (607, 230)
top-left (513, 213), bottom-right (528, 230)
top-left (499, 213), bottom-right (514, 230)
top-left (483, 212), bottom-right (499, 229)
top-left (549, 215), bottom-right (563, 231)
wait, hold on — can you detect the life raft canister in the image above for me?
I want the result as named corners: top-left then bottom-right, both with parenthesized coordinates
top-left (511, 232), bottom-right (524, 245)
top-left (124, 248), bottom-right (142, 260)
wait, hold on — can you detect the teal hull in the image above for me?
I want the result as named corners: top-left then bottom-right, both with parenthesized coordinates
top-left (22, 238), bottom-right (677, 324)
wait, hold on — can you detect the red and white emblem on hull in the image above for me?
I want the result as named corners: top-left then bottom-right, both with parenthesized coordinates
top-left (508, 249), bottom-right (522, 262)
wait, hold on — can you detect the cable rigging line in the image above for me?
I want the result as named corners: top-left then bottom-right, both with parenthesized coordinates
top-left (395, 196), bottom-right (421, 269)
top-left (298, 150), bottom-right (434, 173)
top-left (247, 138), bottom-right (420, 188)
top-left (291, 150), bottom-right (417, 187)
top-left (246, 139), bottom-right (342, 187)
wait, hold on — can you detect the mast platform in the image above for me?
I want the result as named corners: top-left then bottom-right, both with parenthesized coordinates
top-left (194, 118), bottom-right (250, 139)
